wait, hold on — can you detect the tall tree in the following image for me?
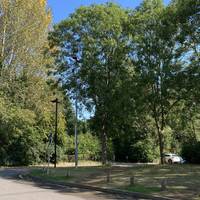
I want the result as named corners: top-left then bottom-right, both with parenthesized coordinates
top-left (48, 3), bottom-right (133, 164)
top-left (0, 0), bottom-right (68, 165)
top-left (129, 0), bottom-right (183, 163)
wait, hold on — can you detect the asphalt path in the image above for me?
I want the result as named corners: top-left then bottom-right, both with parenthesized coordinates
top-left (0, 168), bottom-right (147, 200)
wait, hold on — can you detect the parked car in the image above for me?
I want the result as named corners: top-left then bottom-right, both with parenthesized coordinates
top-left (163, 153), bottom-right (185, 164)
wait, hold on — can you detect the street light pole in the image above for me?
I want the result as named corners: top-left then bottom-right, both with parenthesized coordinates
top-left (51, 98), bottom-right (60, 168)
top-left (75, 93), bottom-right (78, 168)
top-left (72, 56), bottom-right (79, 168)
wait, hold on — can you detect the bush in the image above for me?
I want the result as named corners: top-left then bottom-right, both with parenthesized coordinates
top-left (8, 132), bottom-right (41, 166)
top-left (0, 104), bottom-right (43, 166)
top-left (113, 137), bottom-right (158, 163)
top-left (129, 139), bottom-right (158, 163)
top-left (65, 133), bottom-right (101, 161)
top-left (181, 142), bottom-right (200, 164)
top-left (78, 133), bottom-right (101, 160)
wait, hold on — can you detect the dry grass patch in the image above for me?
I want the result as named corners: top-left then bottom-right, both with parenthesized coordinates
top-left (30, 164), bottom-right (200, 199)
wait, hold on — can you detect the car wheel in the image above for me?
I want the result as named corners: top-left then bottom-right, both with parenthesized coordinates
top-left (168, 159), bottom-right (173, 164)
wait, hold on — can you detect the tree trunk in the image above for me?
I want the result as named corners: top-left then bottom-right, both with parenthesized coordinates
top-left (101, 119), bottom-right (108, 165)
top-left (154, 111), bottom-right (164, 165)
top-left (1, 24), bottom-right (7, 58)
top-left (153, 108), bottom-right (164, 164)
top-left (158, 128), bottom-right (164, 164)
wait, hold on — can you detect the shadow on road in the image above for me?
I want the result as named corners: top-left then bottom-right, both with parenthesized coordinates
top-left (0, 168), bottom-right (140, 200)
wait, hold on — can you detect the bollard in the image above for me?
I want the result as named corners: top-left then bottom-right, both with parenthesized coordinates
top-left (106, 168), bottom-right (111, 183)
top-left (161, 179), bottom-right (167, 191)
top-left (66, 170), bottom-right (71, 177)
top-left (130, 176), bottom-right (135, 186)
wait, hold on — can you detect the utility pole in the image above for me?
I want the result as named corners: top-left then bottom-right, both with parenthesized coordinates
top-left (51, 98), bottom-right (60, 168)
top-left (72, 56), bottom-right (79, 168)
top-left (75, 93), bottom-right (78, 168)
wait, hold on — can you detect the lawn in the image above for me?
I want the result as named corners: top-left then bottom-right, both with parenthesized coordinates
top-left (29, 164), bottom-right (200, 200)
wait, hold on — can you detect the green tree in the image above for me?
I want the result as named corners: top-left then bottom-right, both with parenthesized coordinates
top-left (127, 0), bottom-right (200, 163)
top-left (48, 3), bottom-right (133, 164)
top-left (0, 0), bottom-right (68, 165)
top-left (128, 0), bottom-right (193, 163)
top-left (48, 0), bottom-right (199, 165)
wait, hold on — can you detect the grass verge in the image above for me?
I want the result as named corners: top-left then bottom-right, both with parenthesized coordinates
top-left (124, 185), bottom-right (161, 194)
top-left (29, 164), bottom-right (200, 199)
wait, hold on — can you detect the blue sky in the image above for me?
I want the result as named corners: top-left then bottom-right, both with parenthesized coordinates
top-left (47, 0), bottom-right (171, 23)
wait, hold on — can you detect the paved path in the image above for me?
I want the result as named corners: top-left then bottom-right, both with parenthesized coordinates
top-left (0, 168), bottom-right (146, 200)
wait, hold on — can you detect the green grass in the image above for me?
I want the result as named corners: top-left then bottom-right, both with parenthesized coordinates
top-left (30, 166), bottom-right (103, 183)
top-left (29, 164), bottom-right (200, 199)
top-left (124, 185), bottom-right (161, 194)
top-left (30, 168), bottom-right (73, 182)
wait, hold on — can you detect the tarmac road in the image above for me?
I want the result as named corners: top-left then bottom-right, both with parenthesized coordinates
top-left (0, 168), bottom-right (146, 200)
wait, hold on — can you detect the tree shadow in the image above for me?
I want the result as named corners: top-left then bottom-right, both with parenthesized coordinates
top-left (0, 168), bottom-right (141, 200)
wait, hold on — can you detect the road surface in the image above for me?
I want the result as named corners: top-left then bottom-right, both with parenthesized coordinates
top-left (0, 168), bottom-right (146, 200)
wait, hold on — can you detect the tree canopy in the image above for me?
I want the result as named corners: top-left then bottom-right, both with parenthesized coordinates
top-left (0, 0), bottom-right (199, 165)
top-left (49, 0), bottom-right (200, 164)
top-left (0, 0), bottom-right (68, 165)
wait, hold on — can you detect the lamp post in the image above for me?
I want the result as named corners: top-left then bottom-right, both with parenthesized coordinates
top-left (72, 56), bottom-right (79, 168)
top-left (51, 98), bottom-right (60, 168)
top-left (75, 93), bottom-right (78, 168)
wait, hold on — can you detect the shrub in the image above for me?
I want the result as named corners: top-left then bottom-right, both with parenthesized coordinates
top-left (181, 142), bottom-right (200, 164)
top-left (78, 132), bottom-right (101, 160)
top-left (129, 139), bottom-right (158, 163)
top-left (65, 133), bottom-right (101, 161)
top-left (113, 137), bottom-right (158, 163)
